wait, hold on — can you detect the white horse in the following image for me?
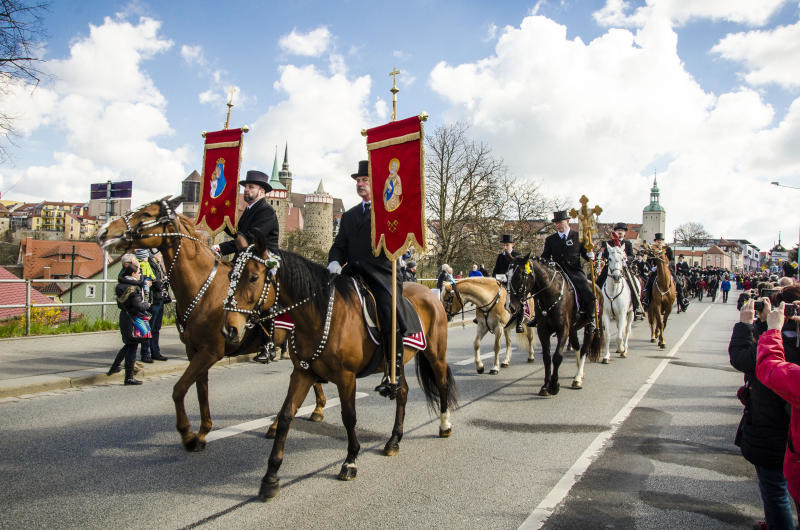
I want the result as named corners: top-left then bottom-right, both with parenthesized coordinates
top-left (442, 278), bottom-right (536, 374)
top-left (600, 245), bottom-right (634, 363)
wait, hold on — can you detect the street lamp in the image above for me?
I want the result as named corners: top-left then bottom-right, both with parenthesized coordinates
top-left (770, 181), bottom-right (800, 280)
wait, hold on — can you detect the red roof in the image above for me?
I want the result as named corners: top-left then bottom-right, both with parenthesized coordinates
top-left (21, 238), bottom-right (106, 280)
top-left (0, 266), bottom-right (65, 321)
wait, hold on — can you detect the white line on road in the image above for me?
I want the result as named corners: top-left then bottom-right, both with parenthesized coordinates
top-left (519, 305), bottom-right (712, 529)
top-left (205, 392), bottom-right (369, 443)
top-left (454, 352), bottom-right (497, 366)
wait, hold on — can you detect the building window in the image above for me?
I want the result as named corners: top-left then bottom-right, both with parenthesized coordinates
top-left (85, 284), bottom-right (96, 298)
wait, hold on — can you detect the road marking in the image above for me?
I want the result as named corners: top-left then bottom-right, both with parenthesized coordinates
top-left (454, 352), bottom-right (497, 366)
top-left (519, 305), bottom-right (712, 529)
top-left (205, 392), bottom-right (368, 443)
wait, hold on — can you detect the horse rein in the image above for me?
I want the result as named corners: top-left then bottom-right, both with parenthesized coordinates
top-left (442, 282), bottom-right (466, 322)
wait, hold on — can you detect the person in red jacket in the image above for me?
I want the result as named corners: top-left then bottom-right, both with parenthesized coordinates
top-left (756, 299), bottom-right (800, 520)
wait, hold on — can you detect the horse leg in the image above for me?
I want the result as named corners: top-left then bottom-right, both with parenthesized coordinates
top-left (526, 327), bottom-right (536, 363)
top-left (489, 325), bottom-right (501, 375)
top-left (259, 369), bottom-right (316, 501)
top-left (621, 310), bottom-right (633, 357)
top-left (537, 329), bottom-right (553, 397)
top-left (336, 373), bottom-right (361, 480)
top-left (572, 328), bottom-right (589, 389)
top-left (384, 365), bottom-right (409, 456)
top-left (615, 304), bottom-right (625, 354)
top-left (500, 323), bottom-right (512, 368)
top-left (660, 309), bottom-right (671, 349)
top-left (474, 325), bottom-right (485, 374)
top-left (549, 330), bottom-right (565, 394)
top-left (601, 310), bottom-right (612, 364)
top-left (648, 309), bottom-right (656, 343)
top-left (194, 369), bottom-right (212, 449)
top-left (173, 349), bottom-right (218, 451)
top-left (266, 382), bottom-right (326, 439)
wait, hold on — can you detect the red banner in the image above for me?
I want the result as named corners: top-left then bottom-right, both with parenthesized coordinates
top-left (195, 128), bottom-right (244, 236)
top-left (366, 116), bottom-right (427, 260)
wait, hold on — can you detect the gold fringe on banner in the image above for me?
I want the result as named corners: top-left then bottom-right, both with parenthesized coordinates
top-left (205, 141), bottom-right (240, 150)
top-left (366, 132), bottom-right (420, 151)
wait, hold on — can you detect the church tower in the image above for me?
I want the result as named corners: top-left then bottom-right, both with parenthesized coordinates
top-left (278, 143), bottom-right (292, 195)
top-left (640, 175), bottom-right (666, 243)
top-left (304, 179), bottom-right (334, 253)
top-left (264, 146), bottom-right (289, 246)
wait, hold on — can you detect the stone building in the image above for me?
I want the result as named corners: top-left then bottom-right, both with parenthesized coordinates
top-left (303, 181), bottom-right (334, 253)
top-left (640, 176), bottom-right (666, 244)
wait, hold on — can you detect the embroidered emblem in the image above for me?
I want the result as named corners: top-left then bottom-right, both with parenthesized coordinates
top-left (209, 157), bottom-right (227, 199)
top-left (383, 158), bottom-right (403, 212)
top-left (387, 219), bottom-right (399, 232)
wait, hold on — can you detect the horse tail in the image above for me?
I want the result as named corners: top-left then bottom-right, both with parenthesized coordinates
top-left (588, 327), bottom-right (604, 363)
top-left (415, 353), bottom-right (458, 414)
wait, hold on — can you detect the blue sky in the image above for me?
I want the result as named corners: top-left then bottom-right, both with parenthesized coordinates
top-left (1, 0), bottom-right (799, 251)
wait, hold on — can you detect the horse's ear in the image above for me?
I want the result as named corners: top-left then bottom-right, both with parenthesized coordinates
top-left (251, 227), bottom-right (266, 256)
top-left (168, 195), bottom-right (185, 211)
top-left (524, 252), bottom-right (531, 261)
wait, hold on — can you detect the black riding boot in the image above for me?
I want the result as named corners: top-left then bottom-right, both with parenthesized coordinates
top-left (375, 332), bottom-right (403, 399)
top-left (124, 355), bottom-right (142, 385)
top-left (253, 341), bottom-right (276, 364)
top-left (515, 312), bottom-right (525, 333)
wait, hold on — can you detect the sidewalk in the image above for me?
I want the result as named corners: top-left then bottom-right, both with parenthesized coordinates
top-left (0, 319), bottom-right (474, 399)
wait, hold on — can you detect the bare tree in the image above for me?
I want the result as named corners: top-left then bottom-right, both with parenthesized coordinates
top-left (425, 122), bottom-right (506, 271)
top-left (674, 222), bottom-right (712, 247)
top-left (0, 0), bottom-right (48, 161)
top-left (502, 177), bottom-right (564, 255)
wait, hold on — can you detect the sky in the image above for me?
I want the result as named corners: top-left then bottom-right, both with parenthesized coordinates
top-left (1, 0), bottom-right (799, 252)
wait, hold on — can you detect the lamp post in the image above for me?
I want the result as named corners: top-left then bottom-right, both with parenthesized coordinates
top-left (771, 181), bottom-right (800, 280)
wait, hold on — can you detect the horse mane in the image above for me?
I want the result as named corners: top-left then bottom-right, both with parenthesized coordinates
top-left (275, 249), bottom-right (355, 313)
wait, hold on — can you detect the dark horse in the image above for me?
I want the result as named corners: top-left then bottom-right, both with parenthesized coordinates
top-left (707, 275), bottom-right (719, 302)
top-left (504, 254), bottom-right (602, 396)
top-left (221, 230), bottom-right (457, 501)
top-left (97, 197), bottom-right (327, 451)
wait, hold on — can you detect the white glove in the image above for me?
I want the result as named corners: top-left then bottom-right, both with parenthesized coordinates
top-left (211, 244), bottom-right (220, 253)
top-left (327, 261), bottom-right (342, 275)
top-left (587, 251), bottom-right (595, 260)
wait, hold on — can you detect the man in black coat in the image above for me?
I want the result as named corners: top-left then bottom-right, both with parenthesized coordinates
top-left (539, 210), bottom-right (597, 332)
top-left (212, 169), bottom-right (278, 363)
top-left (729, 298), bottom-right (798, 527)
top-left (492, 234), bottom-right (519, 279)
top-left (327, 160), bottom-right (405, 398)
top-left (597, 222), bottom-right (643, 317)
top-left (642, 232), bottom-right (686, 310)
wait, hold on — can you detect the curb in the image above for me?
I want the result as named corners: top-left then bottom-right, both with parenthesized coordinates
top-left (0, 353), bottom-right (256, 400)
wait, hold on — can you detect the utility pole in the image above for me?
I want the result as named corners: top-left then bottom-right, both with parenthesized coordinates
top-left (68, 245), bottom-right (76, 324)
top-left (101, 180), bottom-right (112, 321)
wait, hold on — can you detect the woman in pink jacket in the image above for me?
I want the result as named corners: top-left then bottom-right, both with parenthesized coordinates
top-left (756, 299), bottom-right (800, 514)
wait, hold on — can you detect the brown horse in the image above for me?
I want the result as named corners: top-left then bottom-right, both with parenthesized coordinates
top-left (96, 197), bottom-right (327, 451)
top-left (441, 278), bottom-right (536, 373)
top-left (221, 229), bottom-right (457, 501)
top-left (644, 246), bottom-right (676, 349)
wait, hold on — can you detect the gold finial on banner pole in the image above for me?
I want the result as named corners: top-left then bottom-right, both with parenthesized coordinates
top-left (389, 67), bottom-right (400, 121)
top-left (224, 87), bottom-right (235, 130)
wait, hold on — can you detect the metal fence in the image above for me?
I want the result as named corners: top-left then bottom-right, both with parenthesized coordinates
top-left (0, 277), bottom-right (176, 336)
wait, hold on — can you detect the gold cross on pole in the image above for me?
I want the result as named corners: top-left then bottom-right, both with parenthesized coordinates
top-left (224, 87), bottom-right (235, 130)
top-left (389, 67), bottom-right (400, 121)
top-left (569, 195), bottom-right (602, 251)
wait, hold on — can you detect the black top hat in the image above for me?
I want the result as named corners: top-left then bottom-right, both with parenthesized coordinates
top-left (351, 160), bottom-right (369, 179)
top-left (654, 232), bottom-right (665, 241)
top-left (239, 170), bottom-right (273, 192)
top-left (500, 234), bottom-right (514, 244)
top-left (551, 210), bottom-right (570, 223)
top-left (613, 222), bottom-right (628, 231)
top-left (678, 254), bottom-right (685, 258)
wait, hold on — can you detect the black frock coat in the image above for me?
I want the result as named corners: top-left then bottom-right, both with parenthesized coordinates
top-left (219, 197), bottom-right (279, 255)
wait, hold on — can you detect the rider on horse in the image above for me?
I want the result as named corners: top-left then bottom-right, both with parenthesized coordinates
top-left (492, 234), bottom-right (522, 331)
top-left (327, 160), bottom-right (407, 399)
top-left (641, 233), bottom-right (688, 311)
top-left (597, 222), bottom-right (644, 319)
top-left (212, 169), bottom-right (280, 364)
top-left (534, 210), bottom-right (597, 333)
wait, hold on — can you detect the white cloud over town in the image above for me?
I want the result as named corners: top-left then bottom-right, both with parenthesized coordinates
top-left (278, 27), bottom-right (332, 57)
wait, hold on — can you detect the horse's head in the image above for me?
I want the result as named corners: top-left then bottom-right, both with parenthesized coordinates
top-left (221, 228), bottom-right (281, 345)
top-left (97, 195), bottom-right (185, 252)
top-left (441, 282), bottom-right (463, 321)
top-left (606, 246), bottom-right (626, 282)
top-left (505, 252), bottom-right (533, 314)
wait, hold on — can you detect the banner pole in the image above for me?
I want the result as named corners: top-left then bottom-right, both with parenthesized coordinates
top-left (391, 260), bottom-right (397, 384)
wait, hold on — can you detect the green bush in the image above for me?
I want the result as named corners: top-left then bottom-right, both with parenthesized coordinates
top-left (0, 316), bottom-right (119, 338)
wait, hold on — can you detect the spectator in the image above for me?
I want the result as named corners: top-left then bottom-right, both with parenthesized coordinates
top-left (108, 254), bottom-right (150, 385)
top-left (721, 276), bottom-right (731, 303)
top-left (757, 299), bottom-right (800, 515)
top-left (455, 271), bottom-right (463, 279)
top-left (436, 264), bottom-right (455, 292)
top-left (403, 260), bottom-right (417, 283)
top-left (730, 298), bottom-right (796, 528)
top-left (136, 249), bottom-right (169, 362)
top-left (468, 264), bottom-right (483, 277)
top-left (479, 263), bottom-right (489, 277)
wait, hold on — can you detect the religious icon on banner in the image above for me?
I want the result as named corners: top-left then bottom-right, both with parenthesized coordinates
top-left (209, 158), bottom-right (228, 199)
top-left (383, 158), bottom-right (403, 212)
top-left (195, 127), bottom-right (244, 236)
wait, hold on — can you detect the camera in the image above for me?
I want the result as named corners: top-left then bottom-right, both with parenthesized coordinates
top-left (785, 303), bottom-right (798, 317)
top-left (754, 301), bottom-right (765, 312)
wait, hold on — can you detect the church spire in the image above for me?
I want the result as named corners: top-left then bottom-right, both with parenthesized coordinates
top-left (268, 145), bottom-right (286, 191)
top-left (278, 142), bottom-right (293, 195)
top-left (282, 143), bottom-right (289, 171)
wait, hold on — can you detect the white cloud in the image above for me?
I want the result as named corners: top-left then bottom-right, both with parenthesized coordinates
top-left (180, 44), bottom-right (205, 66)
top-left (429, 12), bottom-right (800, 249)
top-left (484, 23), bottom-right (498, 42)
top-left (712, 21), bottom-right (800, 88)
top-left (278, 27), bottom-right (331, 57)
top-left (593, 0), bottom-right (788, 28)
top-left (0, 79), bottom-right (58, 135)
top-left (1, 15), bottom-right (190, 205)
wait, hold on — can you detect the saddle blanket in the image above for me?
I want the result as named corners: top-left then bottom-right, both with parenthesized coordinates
top-left (273, 296), bottom-right (427, 352)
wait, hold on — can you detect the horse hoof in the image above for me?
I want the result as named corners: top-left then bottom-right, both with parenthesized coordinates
top-left (659, 343), bottom-right (666, 349)
top-left (265, 426), bottom-right (277, 439)
top-left (184, 436), bottom-right (205, 452)
top-left (650, 338), bottom-right (655, 343)
top-left (619, 352), bottom-right (627, 358)
top-left (571, 380), bottom-right (583, 389)
top-left (439, 427), bottom-right (452, 438)
top-left (500, 362), bottom-right (509, 368)
top-left (383, 441), bottom-right (400, 456)
top-left (549, 382), bottom-right (560, 395)
top-left (527, 358), bottom-right (535, 364)
top-left (338, 463), bottom-right (358, 481)
top-left (309, 412), bottom-right (324, 423)
top-left (258, 478), bottom-right (280, 501)
top-left (489, 369), bottom-right (499, 375)
top-left (476, 366), bottom-right (484, 374)
top-left (538, 387), bottom-right (551, 397)
top-left (601, 358), bottom-right (610, 364)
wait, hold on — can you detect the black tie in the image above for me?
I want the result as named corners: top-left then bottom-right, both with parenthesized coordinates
top-left (363, 202), bottom-right (371, 215)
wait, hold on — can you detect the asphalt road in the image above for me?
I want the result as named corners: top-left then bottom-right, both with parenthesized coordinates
top-left (0, 296), bottom-right (770, 529)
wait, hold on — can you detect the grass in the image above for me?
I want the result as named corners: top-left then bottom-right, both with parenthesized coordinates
top-left (0, 315), bottom-right (177, 338)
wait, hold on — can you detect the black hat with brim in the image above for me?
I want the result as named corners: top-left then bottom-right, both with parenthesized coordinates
top-left (552, 210), bottom-right (570, 223)
top-left (239, 170), bottom-right (273, 192)
top-left (351, 160), bottom-right (369, 179)
top-left (613, 222), bottom-right (628, 231)
top-left (501, 234), bottom-right (514, 244)
top-left (654, 232), bottom-right (665, 241)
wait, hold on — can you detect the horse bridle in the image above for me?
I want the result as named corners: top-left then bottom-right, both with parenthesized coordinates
top-left (508, 258), bottom-right (564, 317)
top-left (223, 246), bottom-right (335, 371)
top-left (442, 282), bottom-right (465, 321)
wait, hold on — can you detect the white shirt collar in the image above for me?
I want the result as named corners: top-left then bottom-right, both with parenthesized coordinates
top-left (559, 229), bottom-right (570, 239)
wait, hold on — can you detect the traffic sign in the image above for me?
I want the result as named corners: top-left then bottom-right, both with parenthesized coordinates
top-left (90, 181), bottom-right (132, 200)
